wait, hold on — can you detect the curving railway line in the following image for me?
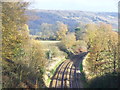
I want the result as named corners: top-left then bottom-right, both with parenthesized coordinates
top-left (50, 52), bottom-right (87, 88)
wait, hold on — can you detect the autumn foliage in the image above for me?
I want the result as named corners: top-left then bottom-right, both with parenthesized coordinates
top-left (2, 2), bottom-right (46, 88)
top-left (83, 23), bottom-right (119, 83)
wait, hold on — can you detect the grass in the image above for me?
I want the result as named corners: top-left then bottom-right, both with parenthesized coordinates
top-left (47, 77), bottom-right (51, 84)
top-left (40, 40), bottom-right (60, 45)
top-left (80, 63), bottom-right (83, 72)
top-left (80, 62), bottom-right (89, 88)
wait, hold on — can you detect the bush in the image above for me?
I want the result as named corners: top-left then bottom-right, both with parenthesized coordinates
top-left (88, 73), bottom-right (119, 88)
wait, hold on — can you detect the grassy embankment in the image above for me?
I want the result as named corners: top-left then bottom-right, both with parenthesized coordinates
top-left (40, 40), bottom-right (67, 87)
top-left (79, 54), bottom-right (89, 88)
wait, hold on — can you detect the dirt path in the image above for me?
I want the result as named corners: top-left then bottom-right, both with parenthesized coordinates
top-left (49, 52), bottom-right (87, 88)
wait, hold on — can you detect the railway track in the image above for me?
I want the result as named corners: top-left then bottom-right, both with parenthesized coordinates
top-left (50, 60), bottom-right (68, 87)
top-left (61, 61), bottom-right (73, 88)
top-left (50, 60), bottom-right (81, 88)
top-left (50, 52), bottom-right (87, 88)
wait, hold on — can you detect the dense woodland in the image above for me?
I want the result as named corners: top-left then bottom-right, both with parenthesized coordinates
top-left (1, 1), bottom-right (120, 88)
top-left (2, 2), bottom-right (46, 88)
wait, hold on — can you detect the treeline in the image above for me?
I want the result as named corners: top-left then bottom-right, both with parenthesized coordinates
top-left (2, 2), bottom-right (46, 88)
top-left (33, 21), bottom-right (69, 41)
top-left (82, 23), bottom-right (120, 88)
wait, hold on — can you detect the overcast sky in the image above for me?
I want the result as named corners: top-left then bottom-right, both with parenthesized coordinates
top-left (28, 0), bottom-right (119, 12)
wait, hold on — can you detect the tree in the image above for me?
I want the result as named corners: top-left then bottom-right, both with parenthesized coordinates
top-left (83, 23), bottom-right (119, 80)
top-left (2, 2), bottom-right (29, 87)
top-left (2, 2), bottom-right (28, 63)
top-left (74, 27), bottom-right (86, 41)
top-left (40, 23), bottom-right (53, 39)
top-left (84, 24), bottom-right (98, 50)
top-left (56, 21), bottom-right (68, 40)
top-left (75, 27), bottom-right (81, 40)
top-left (2, 2), bottom-right (46, 88)
top-left (61, 33), bottom-right (76, 50)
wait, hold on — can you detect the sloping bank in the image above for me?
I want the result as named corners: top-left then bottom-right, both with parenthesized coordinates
top-left (79, 52), bottom-right (89, 88)
top-left (81, 52), bottom-right (97, 87)
top-left (82, 53), bottom-right (90, 80)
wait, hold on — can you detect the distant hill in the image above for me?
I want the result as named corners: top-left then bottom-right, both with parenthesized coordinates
top-left (26, 10), bottom-right (118, 34)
